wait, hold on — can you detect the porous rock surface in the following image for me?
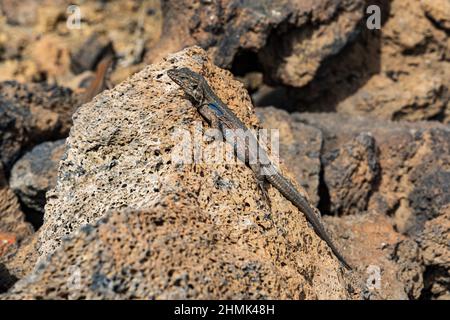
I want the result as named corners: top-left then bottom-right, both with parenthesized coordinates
top-left (326, 212), bottom-right (424, 299)
top-left (0, 161), bottom-right (33, 292)
top-left (3, 47), bottom-right (355, 299)
top-left (3, 204), bottom-right (348, 299)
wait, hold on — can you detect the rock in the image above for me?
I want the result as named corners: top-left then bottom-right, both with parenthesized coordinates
top-left (10, 140), bottom-right (66, 213)
top-left (418, 205), bottom-right (450, 299)
top-left (337, 69), bottom-right (449, 123)
top-left (258, 0), bottom-right (364, 87)
top-left (70, 33), bottom-right (114, 75)
top-left (0, 162), bottom-right (33, 259)
top-left (0, 81), bottom-right (78, 170)
top-left (297, 112), bottom-right (449, 299)
top-left (0, 1), bottom-right (162, 88)
top-left (256, 107), bottom-right (322, 206)
top-left (297, 113), bottom-right (450, 227)
top-left (0, 0), bottom-right (40, 26)
top-left (322, 132), bottom-right (379, 215)
top-left (150, 0), bottom-right (365, 87)
top-left (419, 206), bottom-right (450, 268)
top-left (0, 97), bottom-right (31, 171)
top-left (276, 0), bottom-right (450, 123)
top-left (390, 239), bottom-right (425, 299)
top-left (0, 232), bottom-right (16, 258)
top-left (3, 206), bottom-right (347, 299)
top-left (10, 46), bottom-right (354, 299)
top-left (0, 234), bottom-right (40, 290)
top-left (325, 212), bottom-right (423, 299)
top-left (420, 0), bottom-right (450, 31)
top-left (27, 34), bottom-right (72, 83)
top-left (0, 262), bottom-right (18, 293)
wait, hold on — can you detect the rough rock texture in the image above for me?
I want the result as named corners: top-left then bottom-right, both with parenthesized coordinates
top-left (321, 132), bottom-right (379, 215)
top-left (420, 0), bottom-right (450, 31)
top-left (251, 111), bottom-right (449, 299)
top-left (0, 163), bottom-right (33, 249)
top-left (3, 205), bottom-right (350, 299)
top-left (0, 81), bottom-right (77, 170)
top-left (150, 0), bottom-right (365, 87)
top-left (258, 0), bottom-right (364, 87)
top-left (10, 139), bottom-right (66, 213)
top-left (325, 212), bottom-right (424, 299)
top-left (2, 47), bottom-right (356, 299)
top-left (1, 0), bottom-right (448, 301)
top-left (256, 107), bottom-right (322, 206)
top-left (297, 113), bottom-right (449, 225)
top-left (296, 112), bottom-right (449, 299)
top-left (277, 0), bottom-right (450, 123)
top-left (418, 205), bottom-right (450, 299)
top-left (0, 161), bottom-right (33, 291)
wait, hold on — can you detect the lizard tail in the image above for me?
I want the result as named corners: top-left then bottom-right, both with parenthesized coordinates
top-left (265, 170), bottom-right (352, 270)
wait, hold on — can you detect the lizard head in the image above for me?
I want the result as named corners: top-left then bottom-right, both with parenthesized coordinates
top-left (167, 67), bottom-right (204, 103)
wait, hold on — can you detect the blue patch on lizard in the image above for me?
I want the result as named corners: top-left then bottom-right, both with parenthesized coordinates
top-left (208, 103), bottom-right (224, 116)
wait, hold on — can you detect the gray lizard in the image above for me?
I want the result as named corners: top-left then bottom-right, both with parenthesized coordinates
top-left (168, 67), bottom-right (352, 270)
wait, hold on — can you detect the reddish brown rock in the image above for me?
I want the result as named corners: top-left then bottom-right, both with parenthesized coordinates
top-left (0, 0), bottom-right (162, 88)
top-left (0, 0), bottom-right (40, 26)
top-left (278, 0), bottom-right (450, 123)
top-left (150, 0), bottom-right (364, 87)
top-left (322, 132), bottom-right (379, 215)
top-left (326, 212), bottom-right (424, 299)
top-left (258, 0), bottom-right (364, 87)
top-left (297, 113), bottom-right (449, 226)
top-left (0, 169), bottom-right (35, 292)
top-left (28, 34), bottom-right (73, 83)
top-left (2, 206), bottom-right (350, 299)
top-left (418, 205), bottom-right (450, 299)
top-left (297, 112), bottom-right (449, 299)
top-left (0, 232), bottom-right (16, 258)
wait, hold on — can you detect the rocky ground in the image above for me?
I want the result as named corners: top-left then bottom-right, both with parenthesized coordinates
top-left (0, 0), bottom-right (448, 299)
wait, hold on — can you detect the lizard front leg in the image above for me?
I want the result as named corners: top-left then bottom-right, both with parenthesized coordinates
top-left (250, 163), bottom-right (271, 207)
top-left (204, 116), bottom-right (223, 142)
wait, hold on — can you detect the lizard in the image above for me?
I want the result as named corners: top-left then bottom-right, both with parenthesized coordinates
top-left (167, 67), bottom-right (352, 270)
top-left (80, 53), bottom-right (114, 104)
